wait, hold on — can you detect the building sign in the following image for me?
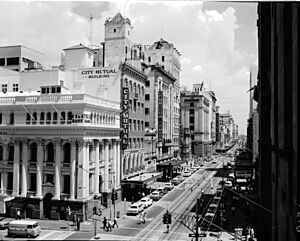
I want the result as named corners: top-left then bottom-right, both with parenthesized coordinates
top-left (79, 68), bottom-right (117, 79)
top-left (158, 90), bottom-right (163, 142)
top-left (121, 87), bottom-right (129, 150)
top-left (235, 170), bottom-right (252, 178)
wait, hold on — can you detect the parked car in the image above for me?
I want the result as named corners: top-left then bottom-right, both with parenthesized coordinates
top-left (183, 171), bottom-right (192, 177)
top-left (164, 182), bottom-right (174, 190)
top-left (156, 186), bottom-right (167, 195)
top-left (8, 220), bottom-right (41, 238)
top-left (224, 180), bottom-right (233, 187)
top-left (140, 197), bottom-right (153, 208)
top-left (150, 191), bottom-right (162, 201)
top-left (0, 220), bottom-right (10, 230)
top-left (171, 177), bottom-right (181, 185)
top-left (126, 202), bottom-right (144, 215)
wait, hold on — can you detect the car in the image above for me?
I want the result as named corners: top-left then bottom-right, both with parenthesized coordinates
top-left (156, 186), bottom-right (167, 195)
top-left (171, 177), bottom-right (181, 185)
top-left (183, 171), bottom-right (192, 177)
top-left (140, 197), bottom-right (153, 208)
top-left (150, 191), bottom-right (162, 201)
top-left (126, 202), bottom-right (144, 215)
top-left (164, 182), bottom-right (174, 190)
top-left (0, 220), bottom-right (9, 230)
top-left (224, 180), bottom-right (233, 187)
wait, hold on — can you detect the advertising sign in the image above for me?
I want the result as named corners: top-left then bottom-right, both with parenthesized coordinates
top-left (158, 90), bottom-right (163, 142)
top-left (121, 87), bottom-right (129, 149)
top-left (79, 68), bottom-right (117, 80)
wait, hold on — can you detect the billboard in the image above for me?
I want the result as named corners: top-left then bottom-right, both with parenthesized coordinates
top-left (158, 90), bottom-right (163, 142)
top-left (121, 87), bottom-right (129, 150)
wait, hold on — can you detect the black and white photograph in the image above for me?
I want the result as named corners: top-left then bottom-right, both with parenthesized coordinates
top-left (0, 0), bottom-right (298, 240)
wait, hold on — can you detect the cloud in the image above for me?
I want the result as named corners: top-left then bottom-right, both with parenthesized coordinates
top-left (193, 65), bottom-right (203, 72)
top-left (182, 58), bottom-right (191, 65)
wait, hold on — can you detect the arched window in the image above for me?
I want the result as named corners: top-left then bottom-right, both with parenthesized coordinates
top-left (30, 142), bottom-right (37, 163)
top-left (0, 145), bottom-right (3, 161)
top-left (32, 112), bottom-right (37, 125)
top-left (60, 112), bottom-right (65, 124)
top-left (46, 143), bottom-right (54, 162)
top-left (26, 113), bottom-right (31, 125)
top-left (40, 112), bottom-right (45, 124)
top-left (67, 111), bottom-right (73, 124)
top-left (63, 142), bottom-right (71, 163)
top-left (9, 113), bottom-right (14, 125)
top-left (8, 144), bottom-right (14, 161)
top-left (46, 112), bottom-right (51, 125)
top-left (53, 112), bottom-right (57, 124)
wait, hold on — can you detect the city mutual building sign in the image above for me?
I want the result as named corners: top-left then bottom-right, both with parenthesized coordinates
top-left (79, 68), bottom-right (117, 79)
top-left (121, 87), bottom-right (129, 149)
top-left (158, 90), bottom-right (163, 142)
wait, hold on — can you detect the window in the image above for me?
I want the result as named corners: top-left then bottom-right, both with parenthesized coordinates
top-left (145, 108), bottom-right (149, 115)
top-left (26, 113), bottom-right (31, 125)
top-left (162, 56), bottom-right (165, 62)
top-left (29, 173), bottom-right (36, 192)
top-left (145, 94), bottom-right (150, 101)
top-left (9, 113), bottom-right (14, 125)
top-left (129, 100), bottom-right (132, 111)
top-left (145, 122), bottom-right (149, 128)
top-left (148, 57), bottom-right (151, 62)
top-left (190, 103), bottom-right (194, 107)
top-left (113, 28), bottom-right (116, 33)
top-left (6, 57), bottom-right (19, 65)
top-left (53, 112), bottom-right (57, 124)
top-left (145, 80), bottom-right (150, 87)
top-left (0, 58), bottom-right (5, 66)
top-left (40, 112), bottom-right (45, 124)
top-left (32, 112), bottom-right (37, 125)
top-left (125, 46), bottom-right (128, 54)
top-left (2, 84), bottom-right (7, 93)
top-left (189, 109), bottom-right (195, 115)
top-left (63, 175), bottom-right (70, 194)
top-left (0, 113), bottom-right (2, 124)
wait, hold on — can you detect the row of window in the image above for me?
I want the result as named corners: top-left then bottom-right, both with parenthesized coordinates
top-left (127, 138), bottom-right (144, 150)
top-left (123, 78), bottom-right (145, 97)
top-left (128, 119), bottom-right (144, 131)
top-left (1, 83), bottom-right (19, 93)
top-left (0, 57), bottom-right (19, 66)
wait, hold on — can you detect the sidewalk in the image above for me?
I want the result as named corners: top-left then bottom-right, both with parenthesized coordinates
top-left (1, 200), bottom-right (132, 232)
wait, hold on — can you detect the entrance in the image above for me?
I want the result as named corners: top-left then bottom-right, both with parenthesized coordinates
top-left (43, 193), bottom-right (53, 218)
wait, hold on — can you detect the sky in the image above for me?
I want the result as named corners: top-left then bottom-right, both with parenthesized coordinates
top-left (0, 0), bottom-right (258, 134)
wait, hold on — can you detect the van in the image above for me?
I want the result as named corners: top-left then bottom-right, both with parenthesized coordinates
top-left (8, 220), bottom-right (41, 238)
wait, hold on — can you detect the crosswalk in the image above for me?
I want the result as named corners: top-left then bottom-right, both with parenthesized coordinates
top-left (36, 230), bottom-right (75, 240)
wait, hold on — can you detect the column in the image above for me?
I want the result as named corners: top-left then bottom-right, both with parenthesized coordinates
top-left (104, 140), bottom-right (109, 192)
top-left (36, 139), bottom-right (43, 198)
top-left (1, 144), bottom-right (8, 195)
top-left (94, 140), bottom-right (100, 195)
top-left (99, 140), bottom-right (104, 192)
top-left (69, 139), bottom-right (76, 200)
top-left (116, 140), bottom-right (120, 187)
top-left (77, 140), bottom-right (86, 198)
top-left (113, 140), bottom-right (117, 187)
top-left (53, 139), bottom-right (61, 200)
top-left (12, 139), bottom-right (20, 196)
top-left (85, 140), bottom-right (91, 197)
top-left (20, 139), bottom-right (28, 197)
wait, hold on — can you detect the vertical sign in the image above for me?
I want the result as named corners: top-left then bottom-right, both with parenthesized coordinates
top-left (158, 90), bottom-right (163, 142)
top-left (122, 87), bottom-right (129, 149)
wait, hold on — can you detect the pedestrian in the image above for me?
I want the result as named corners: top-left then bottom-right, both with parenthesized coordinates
top-left (16, 209), bottom-right (21, 220)
top-left (107, 219), bottom-right (112, 231)
top-left (103, 217), bottom-right (107, 230)
top-left (76, 216), bottom-right (81, 231)
top-left (73, 214), bottom-right (77, 226)
top-left (137, 213), bottom-right (142, 224)
top-left (142, 212), bottom-right (146, 224)
top-left (112, 216), bottom-right (118, 228)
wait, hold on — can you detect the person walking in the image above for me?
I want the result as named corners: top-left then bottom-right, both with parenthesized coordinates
top-left (142, 212), bottom-right (146, 224)
top-left (107, 219), bottom-right (112, 231)
top-left (102, 217), bottom-right (107, 230)
top-left (112, 216), bottom-right (118, 228)
top-left (16, 209), bottom-right (21, 220)
top-left (76, 216), bottom-right (81, 231)
top-left (73, 214), bottom-right (77, 226)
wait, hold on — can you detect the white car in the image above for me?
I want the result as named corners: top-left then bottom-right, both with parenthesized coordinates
top-left (164, 182), bottom-right (174, 190)
top-left (150, 191), bottom-right (162, 201)
top-left (183, 171), bottom-right (192, 177)
top-left (224, 180), bottom-right (233, 187)
top-left (126, 202), bottom-right (144, 215)
top-left (140, 197), bottom-right (153, 208)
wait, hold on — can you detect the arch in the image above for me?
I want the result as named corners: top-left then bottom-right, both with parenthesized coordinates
top-left (60, 112), bottom-right (66, 124)
top-left (32, 112), bottom-right (37, 125)
top-left (26, 113), bottom-right (31, 125)
top-left (0, 145), bottom-right (3, 161)
top-left (29, 142), bottom-right (37, 162)
top-left (46, 112), bottom-right (51, 125)
top-left (53, 112), bottom-right (58, 124)
top-left (67, 111), bottom-right (73, 124)
top-left (8, 143), bottom-right (14, 161)
top-left (63, 142), bottom-right (71, 163)
top-left (46, 142), bottom-right (54, 162)
top-left (40, 112), bottom-right (45, 124)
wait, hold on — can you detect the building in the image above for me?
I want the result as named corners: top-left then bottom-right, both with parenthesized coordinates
top-left (180, 85), bottom-right (211, 158)
top-left (257, 2), bottom-right (299, 241)
top-left (219, 111), bottom-right (236, 146)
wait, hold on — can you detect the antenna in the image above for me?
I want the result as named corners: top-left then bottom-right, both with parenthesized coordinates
top-left (89, 14), bottom-right (94, 47)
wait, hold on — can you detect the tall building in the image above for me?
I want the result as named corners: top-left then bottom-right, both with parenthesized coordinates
top-left (219, 111), bottom-right (235, 146)
top-left (257, 2), bottom-right (299, 241)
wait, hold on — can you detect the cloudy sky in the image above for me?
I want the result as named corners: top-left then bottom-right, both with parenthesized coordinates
top-left (0, 0), bottom-right (258, 134)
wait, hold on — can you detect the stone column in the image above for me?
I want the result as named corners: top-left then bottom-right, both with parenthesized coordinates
top-left (1, 144), bottom-right (8, 195)
top-left (53, 139), bottom-right (61, 200)
top-left (86, 140), bottom-right (91, 197)
top-left (94, 140), bottom-right (100, 196)
top-left (77, 140), bottom-right (88, 199)
top-left (36, 139), bottom-right (43, 198)
top-left (113, 140), bottom-right (117, 188)
top-left (12, 139), bottom-right (20, 196)
top-left (116, 140), bottom-right (120, 187)
top-left (104, 140), bottom-right (109, 192)
top-left (69, 139), bottom-right (76, 200)
top-left (20, 139), bottom-right (28, 197)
